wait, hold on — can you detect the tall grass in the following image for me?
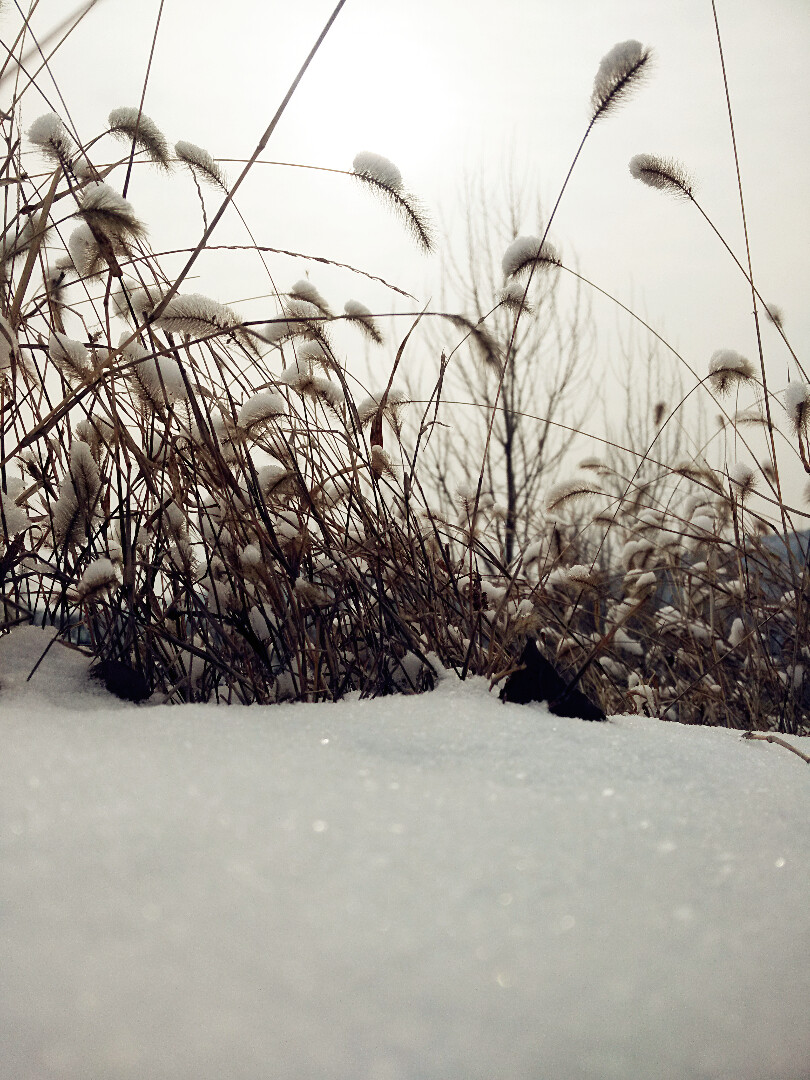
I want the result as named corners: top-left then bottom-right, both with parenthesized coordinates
top-left (0, 5), bottom-right (806, 732)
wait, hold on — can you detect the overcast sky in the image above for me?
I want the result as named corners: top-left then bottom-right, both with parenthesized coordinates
top-left (12, 0), bottom-right (810, 501)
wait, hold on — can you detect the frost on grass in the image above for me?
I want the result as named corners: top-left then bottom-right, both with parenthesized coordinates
top-left (112, 277), bottom-right (163, 323)
top-left (629, 153), bottom-right (693, 199)
top-left (73, 557), bottom-right (119, 602)
top-left (343, 300), bottom-right (383, 345)
top-left (352, 151), bottom-right (433, 253)
top-left (257, 300), bottom-right (324, 347)
top-left (153, 293), bottom-right (254, 352)
top-left (27, 111), bottom-right (75, 164)
top-left (175, 141), bottom-right (228, 189)
top-left (728, 461), bottom-right (756, 499)
top-left (123, 334), bottom-right (187, 410)
top-left (67, 223), bottom-right (107, 279)
top-left (357, 388), bottom-right (407, 428)
top-left (499, 281), bottom-right (534, 316)
top-left (79, 183), bottom-right (145, 245)
top-left (237, 391), bottom-right (287, 433)
top-left (282, 371), bottom-right (344, 411)
top-left (784, 382), bottom-right (809, 435)
top-left (352, 151), bottom-right (403, 193)
top-left (53, 441), bottom-right (102, 547)
top-left (708, 350), bottom-right (754, 394)
top-left (501, 236), bottom-right (560, 280)
top-left (49, 332), bottom-right (91, 382)
top-left (288, 279), bottom-right (330, 316)
top-left (1, 216), bottom-right (45, 264)
top-left (590, 40), bottom-right (652, 122)
top-left (108, 107), bottom-right (171, 170)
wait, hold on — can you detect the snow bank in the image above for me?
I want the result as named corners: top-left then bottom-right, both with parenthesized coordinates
top-left (1, 627), bottom-right (808, 1079)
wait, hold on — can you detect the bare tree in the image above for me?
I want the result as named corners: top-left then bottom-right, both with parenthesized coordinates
top-left (419, 171), bottom-right (595, 565)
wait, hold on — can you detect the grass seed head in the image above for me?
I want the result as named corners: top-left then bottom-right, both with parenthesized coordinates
top-left (784, 381), bottom-right (809, 435)
top-left (590, 40), bottom-right (652, 122)
top-left (708, 349), bottom-right (754, 394)
top-left (629, 153), bottom-right (694, 199)
top-left (108, 107), bottom-right (171, 170)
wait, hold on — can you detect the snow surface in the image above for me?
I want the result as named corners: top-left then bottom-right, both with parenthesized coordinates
top-left (1, 626), bottom-right (808, 1080)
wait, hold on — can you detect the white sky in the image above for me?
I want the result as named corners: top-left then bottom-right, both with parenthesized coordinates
top-left (10, 0), bottom-right (810, 502)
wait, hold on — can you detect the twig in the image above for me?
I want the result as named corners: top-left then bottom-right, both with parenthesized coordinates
top-left (742, 731), bottom-right (810, 764)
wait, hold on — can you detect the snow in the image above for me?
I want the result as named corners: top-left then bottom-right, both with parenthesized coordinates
top-left (1, 626), bottom-right (808, 1080)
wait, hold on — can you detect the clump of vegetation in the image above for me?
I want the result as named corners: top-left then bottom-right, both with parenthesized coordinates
top-left (0, 5), bottom-right (806, 733)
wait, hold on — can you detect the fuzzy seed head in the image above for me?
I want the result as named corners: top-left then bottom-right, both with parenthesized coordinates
top-left (112, 277), bottom-right (163, 322)
top-left (591, 40), bottom-right (652, 122)
top-left (297, 340), bottom-right (331, 369)
top-left (551, 564), bottom-right (597, 590)
top-left (53, 440), bottom-right (102, 545)
top-left (728, 617), bottom-right (746, 649)
top-left (344, 299), bottom-right (384, 345)
top-left (351, 151), bottom-right (433, 252)
top-left (67, 223), bottom-right (105, 279)
top-left (1, 216), bottom-right (46, 264)
top-left (344, 299), bottom-right (372, 320)
top-left (258, 299), bottom-right (324, 348)
top-left (708, 350), bottom-right (754, 394)
top-left (501, 236), bottom-right (560, 280)
top-left (545, 480), bottom-right (601, 512)
top-left (27, 112), bottom-right (75, 164)
top-left (108, 107), bottom-right (171, 169)
top-left (249, 604), bottom-right (277, 643)
top-left (764, 302), bottom-right (784, 330)
top-left (256, 464), bottom-right (294, 498)
top-left (126, 335), bottom-right (187, 409)
top-left (499, 281), bottom-right (534, 316)
top-left (240, 543), bottom-right (263, 573)
top-left (443, 313), bottom-right (501, 370)
top-left (71, 157), bottom-right (100, 182)
top-left (286, 370), bottom-right (344, 410)
top-left (352, 151), bottom-right (403, 192)
top-left (370, 444), bottom-right (395, 479)
top-left (75, 414), bottom-right (116, 457)
top-left (288, 279), bottom-right (330, 315)
top-left (629, 153), bottom-right (693, 198)
top-left (49, 332), bottom-right (90, 381)
top-left (74, 557), bottom-right (119, 602)
top-left (237, 390), bottom-right (287, 431)
top-left (154, 293), bottom-right (249, 350)
top-left (728, 461), bottom-right (756, 499)
top-left (357, 388), bottom-right (407, 427)
top-left (784, 381), bottom-right (809, 435)
top-left (79, 183), bottom-right (145, 244)
top-left (175, 140), bottom-right (228, 189)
